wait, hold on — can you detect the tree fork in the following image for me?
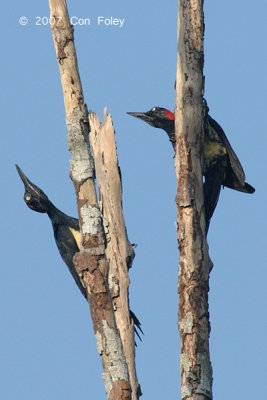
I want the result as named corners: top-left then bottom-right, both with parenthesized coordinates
top-left (175, 1), bottom-right (213, 399)
top-left (48, 1), bottom-right (132, 399)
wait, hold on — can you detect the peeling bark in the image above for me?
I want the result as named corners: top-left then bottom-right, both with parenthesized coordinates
top-left (48, 1), bottom-right (131, 399)
top-left (175, 1), bottom-right (213, 399)
top-left (89, 110), bottom-right (140, 400)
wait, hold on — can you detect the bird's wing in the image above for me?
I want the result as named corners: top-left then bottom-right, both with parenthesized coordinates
top-left (54, 224), bottom-right (87, 299)
top-left (207, 115), bottom-right (246, 185)
top-left (66, 216), bottom-right (80, 231)
top-left (203, 155), bottom-right (227, 233)
top-left (56, 219), bottom-right (143, 340)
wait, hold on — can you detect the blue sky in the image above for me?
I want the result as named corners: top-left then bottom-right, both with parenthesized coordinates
top-left (2, 1), bottom-right (267, 399)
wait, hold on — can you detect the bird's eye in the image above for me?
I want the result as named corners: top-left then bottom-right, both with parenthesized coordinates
top-left (25, 194), bottom-right (31, 201)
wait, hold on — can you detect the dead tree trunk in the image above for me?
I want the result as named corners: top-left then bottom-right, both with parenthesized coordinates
top-left (175, 1), bottom-right (213, 399)
top-left (48, 1), bottom-right (138, 399)
top-left (89, 110), bottom-right (140, 399)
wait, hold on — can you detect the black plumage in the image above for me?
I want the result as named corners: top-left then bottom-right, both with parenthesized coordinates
top-left (16, 164), bottom-right (143, 339)
top-left (128, 105), bottom-right (255, 233)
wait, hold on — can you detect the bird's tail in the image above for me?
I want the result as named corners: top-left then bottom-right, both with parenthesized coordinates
top-left (130, 310), bottom-right (144, 342)
top-left (223, 180), bottom-right (255, 194)
top-left (244, 182), bottom-right (256, 194)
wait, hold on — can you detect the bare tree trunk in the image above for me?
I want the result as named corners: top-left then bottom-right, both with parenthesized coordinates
top-left (89, 111), bottom-right (140, 400)
top-left (175, 1), bottom-right (213, 399)
top-left (48, 1), bottom-right (133, 399)
top-left (89, 110), bottom-right (140, 400)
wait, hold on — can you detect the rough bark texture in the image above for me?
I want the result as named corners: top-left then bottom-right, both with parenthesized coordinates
top-left (175, 1), bottom-right (213, 399)
top-left (89, 110), bottom-right (140, 400)
top-left (48, 1), bottom-right (131, 399)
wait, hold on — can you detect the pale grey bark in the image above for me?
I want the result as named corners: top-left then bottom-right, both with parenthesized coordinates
top-left (175, 1), bottom-right (213, 399)
top-left (89, 110), bottom-right (140, 400)
top-left (48, 1), bottom-right (133, 399)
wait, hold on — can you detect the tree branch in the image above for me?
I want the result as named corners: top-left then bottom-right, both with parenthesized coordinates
top-left (89, 110), bottom-right (140, 400)
top-left (48, 1), bottom-right (132, 399)
top-left (175, 1), bottom-right (213, 399)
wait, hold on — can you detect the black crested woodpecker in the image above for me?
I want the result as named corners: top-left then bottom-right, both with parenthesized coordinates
top-left (127, 105), bottom-right (255, 232)
top-left (16, 164), bottom-right (143, 340)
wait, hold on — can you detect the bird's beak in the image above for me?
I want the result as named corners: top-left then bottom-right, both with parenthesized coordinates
top-left (15, 164), bottom-right (38, 193)
top-left (16, 164), bottom-right (31, 187)
top-left (127, 111), bottom-right (146, 118)
top-left (127, 111), bottom-right (152, 124)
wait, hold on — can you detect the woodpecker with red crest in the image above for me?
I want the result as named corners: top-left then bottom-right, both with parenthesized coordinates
top-left (127, 105), bottom-right (255, 233)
